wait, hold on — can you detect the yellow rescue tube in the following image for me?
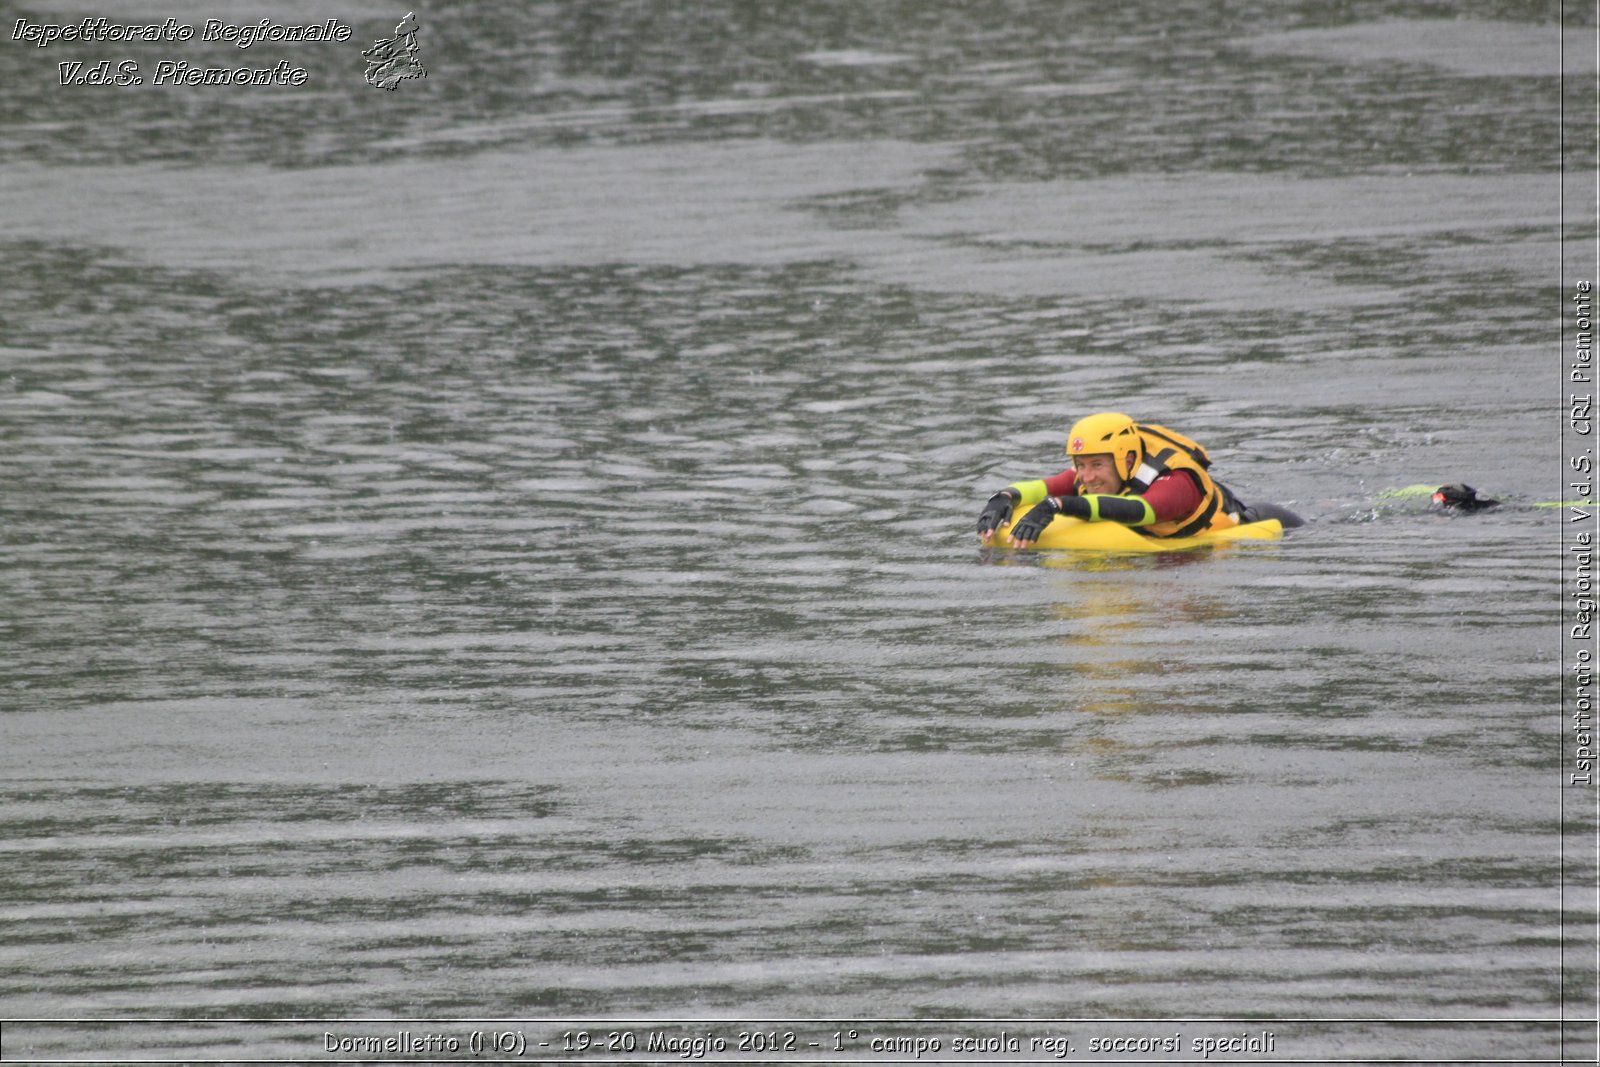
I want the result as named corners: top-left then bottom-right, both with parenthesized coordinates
top-left (992, 503), bottom-right (1283, 553)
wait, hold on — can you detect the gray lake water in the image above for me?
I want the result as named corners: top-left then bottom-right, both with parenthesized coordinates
top-left (2, 0), bottom-right (1596, 1061)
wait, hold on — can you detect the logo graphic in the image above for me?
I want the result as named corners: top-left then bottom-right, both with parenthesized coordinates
top-left (363, 12), bottom-right (426, 90)
top-left (1070, 436), bottom-right (1084, 452)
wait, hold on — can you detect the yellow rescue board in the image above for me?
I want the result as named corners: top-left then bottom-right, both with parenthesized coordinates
top-left (993, 504), bottom-right (1283, 553)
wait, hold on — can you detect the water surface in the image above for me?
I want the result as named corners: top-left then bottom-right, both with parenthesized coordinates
top-left (1, 0), bottom-right (1592, 1061)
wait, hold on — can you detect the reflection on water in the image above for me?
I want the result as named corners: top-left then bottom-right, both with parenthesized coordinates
top-left (0, 0), bottom-right (1588, 1061)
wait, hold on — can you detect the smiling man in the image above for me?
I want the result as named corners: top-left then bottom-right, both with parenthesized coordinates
top-left (976, 412), bottom-right (1304, 548)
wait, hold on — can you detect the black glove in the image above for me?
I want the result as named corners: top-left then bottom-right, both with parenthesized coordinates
top-left (976, 489), bottom-right (1018, 538)
top-left (1010, 495), bottom-right (1089, 544)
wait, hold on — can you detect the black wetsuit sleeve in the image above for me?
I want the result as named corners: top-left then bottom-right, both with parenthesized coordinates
top-left (1090, 494), bottom-right (1155, 525)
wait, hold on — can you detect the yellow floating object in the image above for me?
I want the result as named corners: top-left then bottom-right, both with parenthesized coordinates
top-left (992, 503), bottom-right (1283, 553)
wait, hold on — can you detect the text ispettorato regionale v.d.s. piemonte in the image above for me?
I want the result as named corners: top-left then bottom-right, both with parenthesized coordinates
top-left (8, 15), bottom-right (372, 88)
top-left (1569, 280), bottom-right (1597, 788)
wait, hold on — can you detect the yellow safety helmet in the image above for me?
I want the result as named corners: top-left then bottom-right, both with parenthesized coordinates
top-left (1066, 412), bottom-right (1143, 482)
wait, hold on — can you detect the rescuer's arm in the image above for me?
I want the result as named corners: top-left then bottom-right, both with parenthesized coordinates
top-left (1007, 493), bottom-right (1157, 546)
top-left (976, 470), bottom-right (1080, 543)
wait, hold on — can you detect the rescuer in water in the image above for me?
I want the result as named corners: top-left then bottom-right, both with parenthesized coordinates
top-left (1431, 484), bottom-right (1500, 510)
top-left (975, 411), bottom-right (1304, 548)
